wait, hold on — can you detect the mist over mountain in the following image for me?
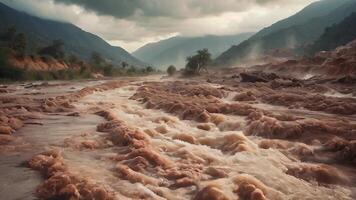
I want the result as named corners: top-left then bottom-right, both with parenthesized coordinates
top-left (251, 0), bottom-right (353, 40)
top-left (133, 33), bottom-right (254, 69)
top-left (215, 0), bottom-right (356, 66)
top-left (0, 2), bottom-right (145, 67)
top-left (307, 12), bottom-right (356, 54)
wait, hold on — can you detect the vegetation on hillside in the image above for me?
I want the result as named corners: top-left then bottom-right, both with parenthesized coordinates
top-left (38, 39), bottom-right (65, 59)
top-left (0, 27), bottom-right (157, 81)
top-left (0, 47), bottom-right (24, 80)
top-left (307, 12), bottom-right (356, 54)
top-left (0, 2), bottom-right (144, 67)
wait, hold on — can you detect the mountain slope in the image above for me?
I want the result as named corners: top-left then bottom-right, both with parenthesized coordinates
top-left (133, 33), bottom-right (254, 68)
top-left (251, 0), bottom-right (353, 39)
top-left (215, 0), bottom-right (356, 66)
top-left (0, 2), bottom-right (144, 67)
top-left (133, 37), bottom-right (187, 65)
top-left (254, 39), bottom-right (356, 78)
top-left (308, 12), bottom-right (356, 54)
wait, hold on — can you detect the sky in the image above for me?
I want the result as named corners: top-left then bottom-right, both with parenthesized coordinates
top-left (0, 0), bottom-right (318, 52)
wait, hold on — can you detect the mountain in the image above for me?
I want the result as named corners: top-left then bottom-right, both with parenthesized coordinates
top-left (0, 2), bottom-right (144, 67)
top-left (215, 0), bottom-right (356, 66)
top-left (253, 39), bottom-right (356, 78)
top-left (251, 0), bottom-right (352, 39)
top-left (133, 33), bottom-right (254, 69)
top-left (308, 12), bottom-right (356, 54)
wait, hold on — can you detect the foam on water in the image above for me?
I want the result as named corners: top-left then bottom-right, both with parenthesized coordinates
top-left (73, 85), bottom-right (353, 199)
top-left (1, 77), bottom-right (353, 199)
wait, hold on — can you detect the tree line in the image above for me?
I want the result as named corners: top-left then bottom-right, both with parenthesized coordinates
top-left (0, 26), bottom-right (157, 81)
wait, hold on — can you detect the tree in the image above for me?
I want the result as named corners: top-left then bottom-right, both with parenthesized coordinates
top-left (127, 65), bottom-right (137, 74)
top-left (102, 64), bottom-right (114, 76)
top-left (167, 65), bottom-right (177, 76)
top-left (121, 61), bottom-right (128, 69)
top-left (1, 26), bottom-right (16, 42)
top-left (146, 66), bottom-right (154, 73)
top-left (12, 33), bottom-right (26, 56)
top-left (0, 47), bottom-right (24, 80)
top-left (90, 51), bottom-right (105, 66)
top-left (185, 49), bottom-right (212, 75)
top-left (1, 27), bottom-right (27, 56)
top-left (38, 39), bottom-right (65, 59)
top-left (68, 54), bottom-right (80, 64)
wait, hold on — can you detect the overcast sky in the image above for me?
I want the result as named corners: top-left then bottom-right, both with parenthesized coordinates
top-left (1, 0), bottom-right (318, 52)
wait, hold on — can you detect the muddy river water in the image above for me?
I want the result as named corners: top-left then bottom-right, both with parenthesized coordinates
top-left (0, 74), bottom-right (355, 200)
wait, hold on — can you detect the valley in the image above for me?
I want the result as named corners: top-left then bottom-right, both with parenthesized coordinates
top-left (1, 0), bottom-right (356, 199)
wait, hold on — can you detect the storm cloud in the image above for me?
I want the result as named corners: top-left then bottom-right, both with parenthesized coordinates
top-left (0, 0), bottom-right (318, 51)
top-left (52, 0), bottom-right (277, 19)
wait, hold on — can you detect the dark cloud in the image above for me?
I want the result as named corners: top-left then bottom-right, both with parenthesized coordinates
top-left (52, 0), bottom-right (275, 19)
top-left (0, 0), bottom-right (317, 51)
top-left (53, 0), bottom-right (140, 18)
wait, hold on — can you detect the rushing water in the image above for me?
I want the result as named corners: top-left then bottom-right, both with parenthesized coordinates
top-left (0, 77), bottom-right (354, 199)
top-left (74, 85), bottom-right (353, 199)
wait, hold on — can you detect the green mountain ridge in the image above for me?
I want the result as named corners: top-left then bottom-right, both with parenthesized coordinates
top-left (0, 2), bottom-right (145, 68)
top-left (251, 0), bottom-right (352, 39)
top-left (307, 12), bottom-right (356, 54)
